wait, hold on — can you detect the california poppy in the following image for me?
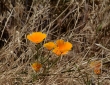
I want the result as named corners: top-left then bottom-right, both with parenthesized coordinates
top-left (31, 62), bottom-right (42, 72)
top-left (27, 32), bottom-right (46, 43)
top-left (94, 67), bottom-right (101, 75)
top-left (90, 60), bottom-right (101, 75)
top-left (44, 39), bottom-right (72, 56)
top-left (52, 47), bottom-right (68, 56)
top-left (56, 39), bottom-right (72, 52)
top-left (43, 42), bottom-right (56, 50)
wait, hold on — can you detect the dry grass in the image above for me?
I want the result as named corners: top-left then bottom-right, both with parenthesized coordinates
top-left (0, 0), bottom-right (110, 85)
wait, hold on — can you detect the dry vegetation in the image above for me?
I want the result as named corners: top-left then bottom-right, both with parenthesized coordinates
top-left (0, 0), bottom-right (110, 85)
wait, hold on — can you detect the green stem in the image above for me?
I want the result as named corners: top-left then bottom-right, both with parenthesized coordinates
top-left (48, 57), bottom-right (60, 70)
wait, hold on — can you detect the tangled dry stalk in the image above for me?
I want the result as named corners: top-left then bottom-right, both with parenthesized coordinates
top-left (0, 0), bottom-right (110, 85)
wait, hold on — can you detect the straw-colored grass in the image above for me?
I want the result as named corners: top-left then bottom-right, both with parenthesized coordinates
top-left (0, 0), bottom-right (110, 85)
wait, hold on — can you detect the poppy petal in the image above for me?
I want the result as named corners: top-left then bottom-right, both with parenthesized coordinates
top-left (44, 42), bottom-right (56, 50)
top-left (27, 32), bottom-right (46, 43)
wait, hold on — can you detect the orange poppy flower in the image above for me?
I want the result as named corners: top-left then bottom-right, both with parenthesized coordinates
top-left (53, 39), bottom-right (72, 56)
top-left (43, 42), bottom-right (56, 50)
top-left (31, 62), bottom-right (42, 72)
top-left (44, 39), bottom-right (72, 56)
top-left (52, 47), bottom-right (68, 56)
top-left (90, 60), bottom-right (101, 75)
top-left (56, 39), bottom-right (72, 52)
top-left (94, 67), bottom-right (101, 75)
top-left (27, 32), bottom-right (46, 43)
